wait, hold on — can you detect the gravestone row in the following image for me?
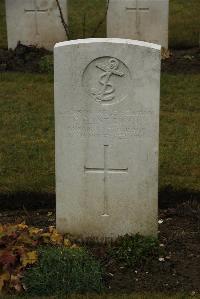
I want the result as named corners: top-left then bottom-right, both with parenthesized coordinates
top-left (5, 0), bottom-right (169, 50)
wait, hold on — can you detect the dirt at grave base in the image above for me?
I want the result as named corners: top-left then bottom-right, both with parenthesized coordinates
top-left (0, 43), bottom-right (200, 74)
top-left (0, 198), bottom-right (200, 295)
top-left (0, 43), bottom-right (50, 72)
top-left (162, 47), bottom-right (200, 74)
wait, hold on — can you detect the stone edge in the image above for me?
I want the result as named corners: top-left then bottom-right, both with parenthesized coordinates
top-left (54, 38), bottom-right (161, 51)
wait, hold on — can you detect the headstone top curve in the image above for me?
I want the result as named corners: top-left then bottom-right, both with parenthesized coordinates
top-left (54, 38), bottom-right (161, 51)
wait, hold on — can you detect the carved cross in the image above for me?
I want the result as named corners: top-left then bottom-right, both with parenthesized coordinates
top-left (126, 0), bottom-right (150, 36)
top-left (24, 0), bottom-right (49, 35)
top-left (84, 145), bottom-right (128, 216)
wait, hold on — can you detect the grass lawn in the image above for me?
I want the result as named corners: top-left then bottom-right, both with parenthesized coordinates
top-left (169, 0), bottom-right (200, 48)
top-left (0, 71), bottom-right (199, 197)
top-left (0, 0), bottom-right (200, 49)
top-left (0, 72), bottom-right (54, 195)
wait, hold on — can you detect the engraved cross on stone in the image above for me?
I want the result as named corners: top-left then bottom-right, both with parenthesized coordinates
top-left (84, 145), bottom-right (128, 216)
top-left (126, 0), bottom-right (150, 36)
top-left (24, 0), bottom-right (48, 35)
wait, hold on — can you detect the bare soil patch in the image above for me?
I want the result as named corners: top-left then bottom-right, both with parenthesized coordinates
top-left (0, 43), bottom-right (50, 72)
top-left (162, 47), bottom-right (200, 74)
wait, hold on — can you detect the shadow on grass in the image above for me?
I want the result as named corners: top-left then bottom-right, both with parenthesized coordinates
top-left (0, 192), bottom-right (55, 211)
top-left (159, 185), bottom-right (200, 209)
top-left (0, 186), bottom-right (199, 211)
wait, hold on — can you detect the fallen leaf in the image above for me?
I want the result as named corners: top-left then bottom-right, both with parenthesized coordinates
top-left (21, 251), bottom-right (38, 267)
top-left (17, 233), bottom-right (35, 245)
top-left (10, 274), bottom-right (23, 292)
top-left (0, 272), bottom-right (10, 292)
top-left (17, 223), bottom-right (28, 230)
top-left (64, 238), bottom-right (72, 247)
top-left (49, 226), bottom-right (55, 233)
top-left (0, 251), bottom-right (16, 268)
top-left (50, 230), bottom-right (63, 244)
top-left (41, 232), bottom-right (51, 243)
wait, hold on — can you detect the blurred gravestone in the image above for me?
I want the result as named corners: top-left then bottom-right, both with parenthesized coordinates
top-left (107, 0), bottom-right (169, 48)
top-left (6, 0), bottom-right (67, 50)
top-left (54, 38), bottom-right (161, 240)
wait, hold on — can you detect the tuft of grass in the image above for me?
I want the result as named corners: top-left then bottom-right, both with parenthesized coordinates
top-left (109, 234), bottom-right (161, 268)
top-left (39, 55), bottom-right (54, 74)
top-left (23, 246), bottom-right (103, 296)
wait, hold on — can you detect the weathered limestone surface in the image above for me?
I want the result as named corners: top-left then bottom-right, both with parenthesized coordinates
top-left (6, 0), bottom-right (67, 50)
top-left (107, 0), bottom-right (169, 48)
top-left (55, 38), bottom-right (161, 240)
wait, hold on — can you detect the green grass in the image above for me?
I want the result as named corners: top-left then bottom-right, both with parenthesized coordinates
top-left (0, 72), bottom-right (54, 195)
top-left (160, 74), bottom-right (200, 191)
top-left (0, 0), bottom-right (7, 48)
top-left (68, 0), bottom-right (107, 39)
top-left (0, 72), bottom-right (199, 196)
top-left (0, 0), bottom-right (199, 49)
top-left (109, 234), bottom-right (160, 268)
top-left (23, 247), bottom-right (103, 296)
top-left (169, 0), bottom-right (200, 48)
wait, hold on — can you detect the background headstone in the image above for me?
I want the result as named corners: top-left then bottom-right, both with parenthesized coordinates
top-left (6, 0), bottom-right (67, 50)
top-left (107, 0), bottom-right (169, 48)
top-left (55, 38), bottom-right (161, 240)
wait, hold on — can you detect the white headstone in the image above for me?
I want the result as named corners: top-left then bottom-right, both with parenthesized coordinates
top-left (6, 0), bottom-right (67, 50)
top-left (55, 38), bottom-right (161, 240)
top-left (107, 0), bottom-right (169, 49)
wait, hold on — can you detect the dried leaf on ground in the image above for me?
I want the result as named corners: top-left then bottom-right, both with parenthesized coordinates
top-left (21, 251), bottom-right (38, 267)
top-left (0, 271), bottom-right (10, 292)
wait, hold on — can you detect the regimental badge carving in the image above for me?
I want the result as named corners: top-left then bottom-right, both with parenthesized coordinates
top-left (91, 58), bottom-right (125, 102)
top-left (83, 56), bottom-right (131, 105)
